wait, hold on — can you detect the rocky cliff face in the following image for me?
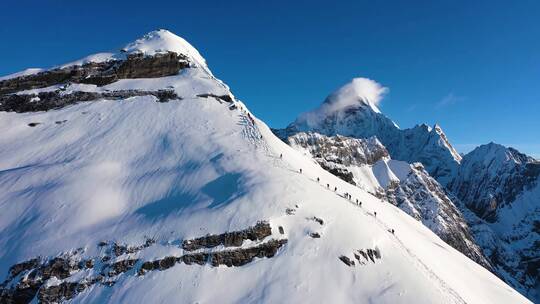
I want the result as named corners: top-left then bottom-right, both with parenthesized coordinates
top-left (0, 52), bottom-right (192, 113)
top-left (284, 132), bottom-right (490, 269)
top-left (0, 52), bottom-right (189, 97)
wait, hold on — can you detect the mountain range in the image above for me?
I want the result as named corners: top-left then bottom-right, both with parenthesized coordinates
top-left (274, 77), bottom-right (540, 302)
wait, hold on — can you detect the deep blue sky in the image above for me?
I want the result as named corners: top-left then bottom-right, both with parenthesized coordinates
top-left (1, 1), bottom-right (539, 157)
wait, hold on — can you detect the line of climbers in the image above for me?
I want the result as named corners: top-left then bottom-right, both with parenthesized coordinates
top-left (297, 166), bottom-right (363, 207)
top-left (286, 161), bottom-right (396, 235)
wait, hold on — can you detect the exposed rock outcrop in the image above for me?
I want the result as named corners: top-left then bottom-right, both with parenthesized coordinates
top-left (182, 221), bottom-right (272, 251)
top-left (0, 89), bottom-right (178, 113)
top-left (0, 52), bottom-right (189, 96)
top-left (208, 239), bottom-right (288, 267)
top-left (0, 223), bottom-right (286, 303)
top-left (196, 93), bottom-right (234, 103)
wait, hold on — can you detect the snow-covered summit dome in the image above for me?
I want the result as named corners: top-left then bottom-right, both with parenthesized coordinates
top-left (122, 29), bottom-right (208, 69)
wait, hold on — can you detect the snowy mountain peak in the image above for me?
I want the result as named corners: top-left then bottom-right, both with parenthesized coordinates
top-left (292, 77), bottom-right (389, 131)
top-left (465, 142), bottom-right (536, 167)
top-left (121, 29), bottom-right (208, 70)
top-left (323, 77), bottom-right (387, 114)
top-left (277, 77), bottom-right (461, 184)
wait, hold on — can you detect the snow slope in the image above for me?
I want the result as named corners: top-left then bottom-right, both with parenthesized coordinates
top-left (285, 132), bottom-right (490, 269)
top-left (0, 30), bottom-right (531, 303)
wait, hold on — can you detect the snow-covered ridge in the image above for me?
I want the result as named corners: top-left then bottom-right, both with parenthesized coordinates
top-left (0, 29), bottom-right (232, 114)
top-left (285, 131), bottom-right (490, 269)
top-left (0, 29), bottom-right (207, 82)
top-left (0, 68), bottom-right (44, 81)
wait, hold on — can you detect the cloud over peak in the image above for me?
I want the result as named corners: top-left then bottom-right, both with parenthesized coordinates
top-left (324, 77), bottom-right (388, 114)
top-left (296, 77), bottom-right (388, 128)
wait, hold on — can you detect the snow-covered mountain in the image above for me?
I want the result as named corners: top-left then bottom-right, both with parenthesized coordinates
top-left (275, 78), bottom-right (539, 302)
top-left (286, 132), bottom-right (490, 269)
top-left (276, 78), bottom-right (462, 185)
top-left (0, 30), bottom-right (531, 304)
top-left (448, 143), bottom-right (540, 298)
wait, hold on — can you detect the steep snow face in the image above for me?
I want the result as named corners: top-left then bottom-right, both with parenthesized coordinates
top-left (448, 143), bottom-right (540, 300)
top-left (0, 31), bottom-right (531, 304)
top-left (286, 132), bottom-right (490, 269)
top-left (278, 79), bottom-right (461, 185)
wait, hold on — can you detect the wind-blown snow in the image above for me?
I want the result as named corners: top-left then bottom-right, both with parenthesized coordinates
top-left (297, 78), bottom-right (388, 128)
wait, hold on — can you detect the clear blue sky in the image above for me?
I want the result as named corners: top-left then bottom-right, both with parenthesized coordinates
top-left (1, 1), bottom-right (539, 157)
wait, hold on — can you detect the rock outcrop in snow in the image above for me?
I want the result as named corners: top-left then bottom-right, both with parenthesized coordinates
top-left (0, 223), bottom-right (287, 304)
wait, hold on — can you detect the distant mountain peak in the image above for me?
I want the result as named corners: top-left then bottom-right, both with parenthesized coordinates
top-left (293, 77), bottom-right (389, 131)
top-left (465, 142), bottom-right (536, 166)
top-left (322, 77), bottom-right (387, 113)
top-left (277, 77), bottom-right (461, 184)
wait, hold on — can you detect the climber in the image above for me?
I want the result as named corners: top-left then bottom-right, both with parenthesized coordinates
top-left (317, 177), bottom-right (320, 182)
top-left (299, 168), bottom-right (303, 174)
top-left (391, 229), bottom-right (395, 234)
top-left (356, 199), bottom-right (358, 204)
top-left (374, 212), bottom-right (377, 217)
top-left (280, 153), bottom-right (283, 159)
top-left (327, 184), bottom-right (330, 189)
top-left (334, 186), bottom-right (337, 192)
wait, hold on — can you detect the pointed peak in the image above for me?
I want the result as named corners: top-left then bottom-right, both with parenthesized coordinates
top-left (121, 29), bottom-right (207, 68)
top-left (292, 77), bottom-right (390, 129)
top-left (322, 77), bottom-right (388, 114)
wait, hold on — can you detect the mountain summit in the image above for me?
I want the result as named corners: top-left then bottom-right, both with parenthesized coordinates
top-left (278, 79), bottom-right (462, 184)
top-left (0, 31), bottom-right (532, 303)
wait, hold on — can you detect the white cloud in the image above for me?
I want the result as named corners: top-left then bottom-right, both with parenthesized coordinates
top-left (324, 77), bottom-right (388, 113)
top-left (297, 77), bottom-right (388, 127)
